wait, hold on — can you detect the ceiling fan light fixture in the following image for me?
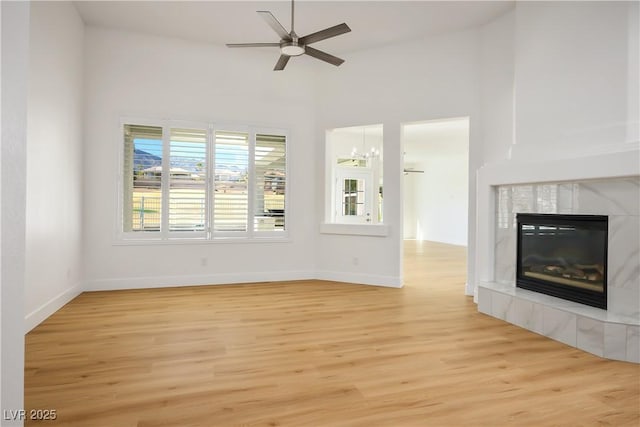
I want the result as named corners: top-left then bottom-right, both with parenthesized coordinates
top-left (280, 42), bottom-right (305, 56)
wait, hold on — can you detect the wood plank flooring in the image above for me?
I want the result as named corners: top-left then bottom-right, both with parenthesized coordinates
top-left (25, 241), bottom-right (639, 426)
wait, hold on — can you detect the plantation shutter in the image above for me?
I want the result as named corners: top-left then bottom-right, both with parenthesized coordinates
top-left (169, 128), bottom-right (207, 233)
top-left (214, 131), bottom-right (249, 232)
top-left (123, 124), bottom-right (163, 232)
top-left (122, 122), bottom-right (288, 240)
top-left (254, 133), bottom-right (286, 232)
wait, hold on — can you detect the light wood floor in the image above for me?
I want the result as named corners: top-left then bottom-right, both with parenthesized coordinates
top-left (25, 241), bottom-right (639, 426)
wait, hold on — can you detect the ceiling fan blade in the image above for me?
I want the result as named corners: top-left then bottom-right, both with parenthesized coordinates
top-left (274, 55), bottom-right (290, 71)
top-left (299, 23), bottom-right (351, 45)
top-left (226, 43), bottom-right (281, 48)
top-left (257, 11), bottom-right (291, 41)
top-left (304, 46), bottom-right (345, 67)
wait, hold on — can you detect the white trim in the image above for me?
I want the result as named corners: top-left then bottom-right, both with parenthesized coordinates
top-left (160, 124), bottom-right (170, 237)
top-left (315, 270), bottom-right (402, 288)
top-left (207, 123), bottom-right (214, 238)
top-left (478, 149), bottom-right (640, 187)
top-left (28, 272), bottom-right (407, 331)
top-left (465, 282), bottom-right (475, 297)
top-left (84, 272), bottom-right (402, 294)
top-left (319, 222), bottom-right (389, 237)
top-left (83, 273), bottom-right (404, 292)
top-left (85, 271), bottom-right (316, 291)
top-left (247, 128), bottom-right (256, 239)
top-left (24, 282), bottom-right (82, 333)
top-left (113, 236), bottom-right (292, 246)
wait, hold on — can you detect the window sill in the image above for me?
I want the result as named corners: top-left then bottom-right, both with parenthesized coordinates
top-left (319, 223), bottom-right (389, 237)
top-left (113, 235), bottom-right (291, 246)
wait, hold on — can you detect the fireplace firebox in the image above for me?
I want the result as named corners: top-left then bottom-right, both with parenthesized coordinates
top-left (516, 213), bottom-right (608, 309)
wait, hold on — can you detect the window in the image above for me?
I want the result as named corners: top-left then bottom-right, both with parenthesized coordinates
top-left (169, 128), bottom-right (207, 234)
top-left (255, 133), bottom-right (286, 231)
top-left (343, 178), bottom-right (364, 216)
top-left (214, 130), bottom-right (249, 233)
top-left (121, 121), bottom-right (287, 240)
top-left (123, 124), bottom-right (163, 233)
top-left (335, 168), bottom-right (373, 223)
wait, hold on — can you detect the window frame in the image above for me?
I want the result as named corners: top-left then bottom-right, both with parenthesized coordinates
top-left (117, 118), bottom-right (289, 243)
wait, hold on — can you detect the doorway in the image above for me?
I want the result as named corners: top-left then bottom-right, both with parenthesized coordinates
top-left (401, 118), bottom-right (470, 287)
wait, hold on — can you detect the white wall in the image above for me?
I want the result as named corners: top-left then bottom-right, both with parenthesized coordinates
top-left (315, 28), bottom-right (482, 287)
top-left (82, 28), bottom-right (319, 290)
top-left (405, 158), bottom-right (469, 245)
top-left (513, 1), bottom-right (637, 159)
top-left (1, 1), bottom-right (29, 422)
top-left (479, 10), bottom-right (515, 164)
top-left (25, 1), bottom-right (84, 332)
top-left (628, 2), bottom-right (639, 144)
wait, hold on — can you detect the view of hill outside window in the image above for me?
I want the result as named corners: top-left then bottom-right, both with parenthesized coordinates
top-left (123, 124), bottom-right (163, 232)
top-left (169, 128), bottom-right (207, 231)
top-left (122, 122), bottom-right (287, 238)
top-left (214, 131), bottom-right (249, 232)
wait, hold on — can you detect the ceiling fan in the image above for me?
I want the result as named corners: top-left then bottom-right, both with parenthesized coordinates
top-left (226, 0), bottom-right (351, 71)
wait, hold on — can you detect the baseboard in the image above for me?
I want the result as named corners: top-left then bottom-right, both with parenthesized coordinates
top-left (25, 282), bottom-right (82, 333)
top-left (85, 270), bottom-right (317, 291)
top-left (86, 270), bottom-right (402, 292)
top-left (465, 281), bottom-right (476, 297)
top-left (315, 271), bottom-right (402, 288)
top-left (30, 271), bottom-right (401, 331)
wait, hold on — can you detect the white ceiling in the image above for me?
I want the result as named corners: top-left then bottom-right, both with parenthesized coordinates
top-left (74, 1), bottom-right (514, 54)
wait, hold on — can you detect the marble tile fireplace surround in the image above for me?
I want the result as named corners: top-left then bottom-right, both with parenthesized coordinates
top-left (475, 151), bottom-right (639, 363)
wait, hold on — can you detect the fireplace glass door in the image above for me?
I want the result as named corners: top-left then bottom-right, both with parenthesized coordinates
top-left (516, 214), bottom-right (608, 309)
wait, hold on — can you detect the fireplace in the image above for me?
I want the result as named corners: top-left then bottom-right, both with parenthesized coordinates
top-left (516, 213), bottom-right (608, 309)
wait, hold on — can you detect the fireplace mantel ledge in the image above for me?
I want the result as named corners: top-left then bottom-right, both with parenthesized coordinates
top-left (477, 145), bottom-right (640, 187)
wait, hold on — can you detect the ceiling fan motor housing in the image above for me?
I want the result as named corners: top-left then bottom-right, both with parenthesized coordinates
top-left (280, 40), bottom-right (305, 56)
